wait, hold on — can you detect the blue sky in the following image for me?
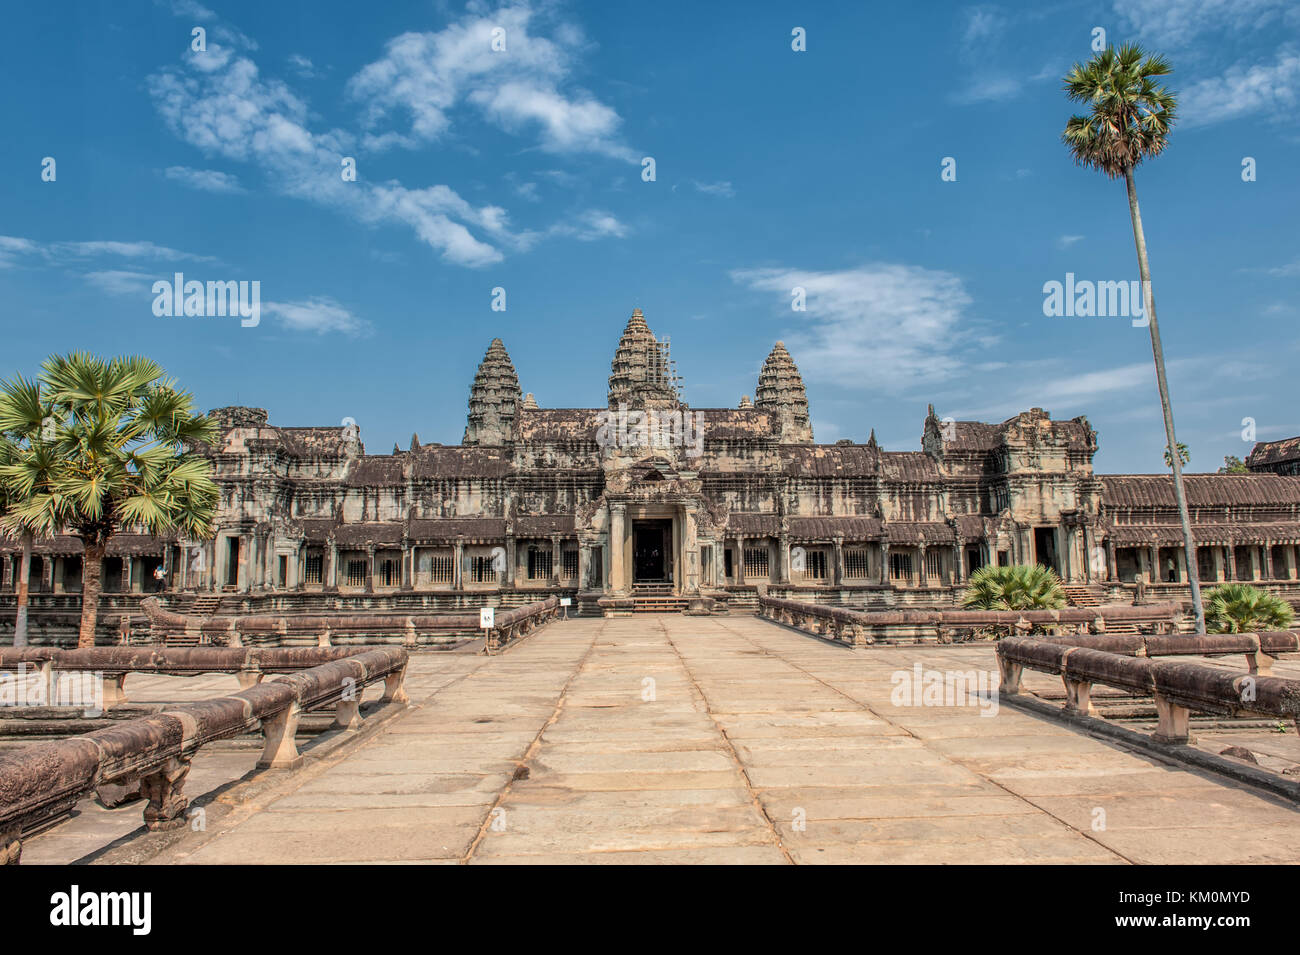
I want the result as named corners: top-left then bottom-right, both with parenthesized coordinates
top-left (1, 0), bottom-right (1297, 472)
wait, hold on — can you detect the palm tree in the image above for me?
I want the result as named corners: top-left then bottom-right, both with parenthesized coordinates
top-left (0, 354), bottom-right (219, 647)
top-left (0, 377), bottom-right (60, 648)
top-left (1162, 442), bottom-right (1189, 468)
top-left (0, 435), bottom-right (36, 647)
top-left (1205, 583), bottom-right (1294, 633)
top-left (962, 564), bottom-right (1066, 611)
top-left (1062, 44), bottom-right (1205, 634)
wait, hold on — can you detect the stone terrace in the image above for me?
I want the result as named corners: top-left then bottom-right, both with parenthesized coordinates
top-left (21, 617), bottom-right (1300, 865)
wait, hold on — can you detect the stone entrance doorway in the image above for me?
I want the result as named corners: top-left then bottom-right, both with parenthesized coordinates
top-left (633, 519), bottom-right (673, 583)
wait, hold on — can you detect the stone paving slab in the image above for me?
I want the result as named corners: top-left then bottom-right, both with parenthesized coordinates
top-left (22, 614), bottom-right (1300, 865)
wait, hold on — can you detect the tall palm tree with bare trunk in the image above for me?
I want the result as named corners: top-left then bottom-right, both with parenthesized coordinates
top-left (0, 354), bottom-right (219, 647)
top-left (1062, 44), bottom-right (1205, 634)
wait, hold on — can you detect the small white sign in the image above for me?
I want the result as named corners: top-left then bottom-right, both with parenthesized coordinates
top-left (560, 597), bottom-right (572, 607)
top-left (479, 607), bottom-right (495, 629)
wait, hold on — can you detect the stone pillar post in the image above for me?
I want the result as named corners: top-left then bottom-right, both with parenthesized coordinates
top-left (1212, 546), bottom-right (1224, 582)
top-left (730, 537), bottom-right (742, 584)
top-left (833, 537), bottom-right (844, 587)
top-left (578, 545), bottom-right (591, 591)
top-left (609, 505), bottom-right (626, 594)
top-left (1250, 546), bottom-right (1261, 581)
top-left (682, 505), bottom-right (700, 595)
top-left (364, 546), bottom-right (375, 594)
top-left (504, 534), bottom-right (516, 588)
top-left (778, 535), bottom-right (791, 585)
top-left (1285, 545), bottom-right (1297, 581)
top-left (550, 534), bottom-right (561, 587)
top-left (880, 541), bottom-right (890, 586)
top-left (1264, 544), bottom-right (1275, 580)
top-left (1106, 539), bottom-right (1117, 582)
top-left (453, 539), bottom-right (465, 590)
top-left (1226, 545), bottom-right (1237, 581)
top-left (1175, 546), bottom-right (1188, 584)
top-left (121, 557), bottom-right (131, 594)
top-left (918, 544), bottom-right (928, 587)
top-left (954, 542), bottom-right (965, 585)
top-left (1148, 546), bottom-right (1159, 584)
top-left (401, 543), bottom-right (413, 591)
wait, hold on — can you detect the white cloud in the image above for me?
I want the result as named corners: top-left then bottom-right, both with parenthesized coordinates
top-left (730, 263), bottom-right (979, 390)
top-left (54, 240), bottom-right (218, 263)
top-left (286, 53), bottom-right (319, 79)
top-left (263, 297), bottom-right (369, 335)
top-left (1114, 0), bottom-right (1294, 48)
top-left (549, 209), bottom-right (628, 241)
top-left (347, 5), bottom-right (635, 160)
top-left (1180, 52), bottom-right (1300, 127)
top-left (692, 180), bottom-right (735, 198)
top-left (1057, 234), bottom-right (1085, 248)
top-left (164, 165), bottom-right (247, 193)
top-left (84, 270), bottom-right (157, 296)
top-left (148, 16), bottom-right (629, 268)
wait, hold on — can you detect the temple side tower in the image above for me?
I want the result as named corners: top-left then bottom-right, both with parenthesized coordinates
top-left (607, 308), bottom-right (680, 410)
top-left (463, 338), bottom-right (522, 446)
top-left (754, 341), bottom-right (814, 443)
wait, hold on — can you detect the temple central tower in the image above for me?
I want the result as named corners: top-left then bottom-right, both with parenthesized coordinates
top-left (607, 308), bottom-right (681, 410)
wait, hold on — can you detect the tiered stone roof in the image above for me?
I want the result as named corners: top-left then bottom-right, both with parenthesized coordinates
top-left (754, 341), bottom-right (813, 444)
top-left (463, 338), bottom-right (522, 446)
top-left (607, 308), bottom-right (678, 410)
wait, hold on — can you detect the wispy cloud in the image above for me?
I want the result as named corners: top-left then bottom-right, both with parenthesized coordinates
top-left (730, 263), bottom-right (980, 390)
top-left (1114, 0), bottom-right (1296, 49)
top-left (84, 270), bottom-right (158, 296)
top-left (692, 180), bottom-right (735, 198)
top-left (1057, 234), bottom-right (1085, 248)
top-left (1180, 51), bottom-right (1300, 127)
top-left (347, 4), bottom-right (635, 160)
top-left (164, 165), bottom-right (247, 194)
top-left (147, 5), bottom-right (630, 268)
top-left (262, 297), bottom-right (370, 335)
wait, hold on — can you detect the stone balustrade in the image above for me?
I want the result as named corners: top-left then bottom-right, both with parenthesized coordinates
top-left (484, 597), bottom-right (561, 654)
top-left (1034, 630), bottom-right (1300, 675)
top-left (997, 634), bottom-right (1300, 745)
top-left (0, 646), bottom-right (409, 864)
top-left (757, 596), bottom-right (1183, 647)
top-left (0, 645), bottom-right (401, 709)
top-left (141, 596), bottom-right (488, 647)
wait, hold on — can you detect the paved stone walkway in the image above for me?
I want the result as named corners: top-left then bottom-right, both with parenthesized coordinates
top-left (33, 615), bottom-right (1300, 864)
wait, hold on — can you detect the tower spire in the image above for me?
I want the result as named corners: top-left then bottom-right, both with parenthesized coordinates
top-left (463, 338), bottom-right (522, 446)
top-left (755, 341), bottom-right (813, 443)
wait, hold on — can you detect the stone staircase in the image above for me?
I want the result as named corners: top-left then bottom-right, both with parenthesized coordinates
top-left (631, 583), bottom-right (688, 613)
top-left (1061, 584), bottom-right (1102, 608)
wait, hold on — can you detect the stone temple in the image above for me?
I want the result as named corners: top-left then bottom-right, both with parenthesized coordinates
top-left (4, 308), bottom-right (1300, 626)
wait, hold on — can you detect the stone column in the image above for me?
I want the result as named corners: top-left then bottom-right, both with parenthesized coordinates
top-left (1175, 546), bottom-right (1187, 583)
top-left (833, 537), bottom-right (844, 587)
top-left (682, 505), bottom-right (700, 595)
top-left (954, 542), bottom-right (965, 585)
top-left (1212, 546), bottom-right (1224, 582)
top-left (1148, 546), bottom-right (1159, 584)
top-left (1264, 543), bottom-right (1275, 580)
top-left (578, 545), bottom-right (591, 591)
top-left (1285, 545), bottom-right (1297, 581)
top-left (1250, 546), bottom-right (1261, 581)
top-left (364, 546), bottom-right (375, 594)
top-left (453, 539), bottom-right (464, 590)
top-left (918, 544), bottom-right (928, 587)
top-left (730, 536), bottom-right (742, 584)
top-left (880, 541), bottom-right (890, 586)
top-left (778, 535), bottom-right (791, 585)
top-left (401, 543), bottom-right (413, 591)
top-left (551, 534), bottom-right (562, 587)
top-left (609, 505), bottom-right (626, 593)
top-left (1226, 545), bottom-right (1237, 581)
top-left (1106, 539), bottom-right (1117, 582)
top-left (121, 557), bottom-right (131, 594)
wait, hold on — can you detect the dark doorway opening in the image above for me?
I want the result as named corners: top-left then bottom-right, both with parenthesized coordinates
top-left (1034, 527), bottom-right (1059, 573)
top-left (632, 519), bottom-right (672, 583)
top-left (225, 537), bottom-right (240, 588)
